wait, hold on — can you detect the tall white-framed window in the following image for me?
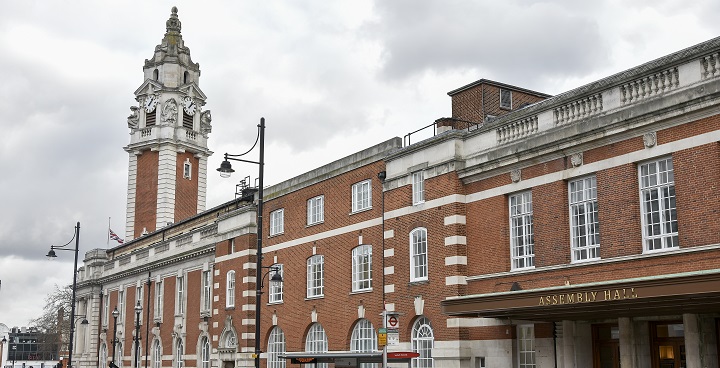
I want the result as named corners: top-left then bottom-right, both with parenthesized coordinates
top-left (307, 195), bottom-right (324, 225)
top-left (132, 343), bottom-right (143, 368)
top-left (136, 285), bottom-right (144, 324)
top-left (175, 338), bottom-right (184, 368)
top-left (411, 317), bottom-right (434, 368)
top-left (517, 324), bottom-right (536, 368)
top-left (229, 238), bottom-right (235, 254)
top-left (119, 289), bottom-right (125, 322)
top-left (500, 88), bottom-right (512, 109)
top-left (569, 176), bottom-right (600, 262)
top-left (267, 326), bottom-right (286, 368)
top-left (152, 339), bottom-right (162, 368)
top-left (307, 255), bottom-right (324, 298)
top-left (103, 294), bottom-right (109, 326)
top-left (639, 157), bottom-right (678, 251)
top-left (351, 319), bottom-right (378, 368)
top-left (176, 276), bottom-right (185, 315)
top-left (352, 245), bottom-right (372, 292)
top-left (183, 158), bottom-right (192, 179)
top-left (269, 264), bottom-right (284, 303)
top-left (226, 271), bottom-right (236, 308)
top-left (154, 281), bottom-right (163, 321)
top-left (202, 270), bottom-right (212, 312)
top-left (116, 342), bottom-right (124, 368)
top-left (352, 180), bottom-right (372, 212)
top-left (100, 343), bottom-right (108, 368)
top-left (412, 171), bottom-right (425, 205)
top-left (305, 323), bottom-right (329, 368)
top-left (270, 209), bottom-right (284, 236)
top-left (510, 191), bottom-right (534, 270)
top-left (410, 228), bottom-right (428, 282)
top-left (200, 336), bottom-right (210, 368)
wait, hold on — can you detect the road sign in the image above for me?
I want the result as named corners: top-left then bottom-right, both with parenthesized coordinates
top-left (387, 315), bottom-right (398, 328)
top-left (378, 327), bottom-right (387, 346)
top-left (387, 352), bottom-right (420, 359)
top-left (387, 330), bottom-right (400, 346)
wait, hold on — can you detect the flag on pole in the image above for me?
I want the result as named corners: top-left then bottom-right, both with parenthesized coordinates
top-left (109, 229), bottom-right (124, 244)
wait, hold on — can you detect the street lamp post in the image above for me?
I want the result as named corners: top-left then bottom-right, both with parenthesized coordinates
top-left (111, 307), bottom-right (120, 368)
top-left (46, 222), bottom-right (81, 368)
top-left (217, 117), bottom-right (266, 368)
top-left (134, 302), bottom-right (142, 368)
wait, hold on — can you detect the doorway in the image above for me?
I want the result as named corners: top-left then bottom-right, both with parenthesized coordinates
top-left (650, 322), bottom-right (685, 368)
top-left (592, 324), bottom-right (620, 368)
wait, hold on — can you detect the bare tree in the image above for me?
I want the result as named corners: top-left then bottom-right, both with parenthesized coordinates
top-left (30, 284), bottom-right (72, 349)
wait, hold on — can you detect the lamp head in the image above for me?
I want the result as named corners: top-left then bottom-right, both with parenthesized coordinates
top-left (46, 249), bottom-right (57, 258)
top-left (217, 159), bottom-right (234, 178)
top-left (135, 301), bottom-right (143, 313)
top-left (112, 307), bottom-right (120, 318)
top-left (270, 271), bottom-right (283, 283)
top-left (377, 171), bottom-right (387, 181)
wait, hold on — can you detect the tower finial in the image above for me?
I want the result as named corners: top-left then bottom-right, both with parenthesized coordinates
top-left (166, 6), bottom-right (181, 34)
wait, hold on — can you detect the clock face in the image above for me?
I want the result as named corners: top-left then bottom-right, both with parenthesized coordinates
top-left (182, 96), bottom-right (196, 115)
top-left (144, 95), bottom-right (158, 113)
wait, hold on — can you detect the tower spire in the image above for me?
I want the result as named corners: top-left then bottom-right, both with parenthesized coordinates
top-left (166, 6), bottom-right (181, 34)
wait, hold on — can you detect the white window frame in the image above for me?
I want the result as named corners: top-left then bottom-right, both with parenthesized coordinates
top-left (154, 281), bottom-right (163, 321)
top-left (351, 319), bottom-right (377, 353)
top-left (268, 327), bottom-right (286, 368)
top-left (118, 289), bottom-right (125, 323)
top-left (500, 88), bottom-right (512, 109)
top-left (639, 157), bottom-right (678, 252)
top-left (270, 209), bottom-right (284, 236)
top-left (412, 171), bottom-right (425, 205)
top-left (200, 336), bottom-right (210, 368)
top-left (202, 270), bottom-right (212, 312)
top-left (152, 339), bottom-right (162, 368)
top-left (352, 180), bottom-right (372, 212)
top-left (307, 196), bottom-right (324, 225)
top-left (517, 324), bottom-right (536, 368)
top-left (306, 255), bottom-right (324, 298)
top-left (103, 294), bottom-right (109, 327)
top-left (175, 339), bottom-right (184, 368)
top-left (510, 191), bottom-right (534, 270)
top-left (116, 342), bottom-right (124, 368)
top-left (305, 323), bottom-right (329, 368)
top-left (352, 245), bottom-right (372, 292)
top-left (176, 276), bottom-right (185, 315)
top-left (100, 343), bottom-right (108, 368)
top-left (226, 271), bottom-right (236, 308)
top-left (269, 264), bottom-right (284, 304)
top-left (136, 285), bottom-right (144, 324)
top-left (183, 158), bottom-right (192, 180)
top-left (410, 228), bottom-right (428, 282)
top-left (411, 317), bottom-right (434, 368)
top-left (568, 176), bottom-right (600, 262)
top-left (229, 238), bottom-right (235, 254)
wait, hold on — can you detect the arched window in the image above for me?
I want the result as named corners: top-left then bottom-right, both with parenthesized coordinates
top-left (410, 228), bottom-right (428, 281)
top-left (352, 245), bottom-right (372, 292)
top-left (99, 342), bottom-right (108, 368)
top-left (411, 317), bottom-right (434, 368)
top-left (200, 336), bottom-right (210, 368)
top-left (226, 271), bottom-right (236, 308)
top-left (267, 326), bottom-right (286, 368)
top-left (152, 339), bottom-right (162, 368)
top-left (117, 342), bottom-right (124, 368)
top-left (184, 71), bottom-right (190, 84)
top-left (351, 319), bottom-right (377, 368)
top-left (153, 69), bottom-right (159, 80)
top-left (223, 330), bottom-right (237, 350)
top-left (175, 338), bottom-right (184, 368)
top-left (132, 343), bottom-right (143, 368)
top-left (305, 323), bottom-right (328, 368)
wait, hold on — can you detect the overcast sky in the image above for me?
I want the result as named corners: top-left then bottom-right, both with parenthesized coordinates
top-left (2, 0), bottom-right (720, 327)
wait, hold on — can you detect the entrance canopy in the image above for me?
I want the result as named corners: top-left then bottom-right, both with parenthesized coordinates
top-left (441, 270), bottom-right (720, 321)
top-left (280, 351), bottom-right (418, 367)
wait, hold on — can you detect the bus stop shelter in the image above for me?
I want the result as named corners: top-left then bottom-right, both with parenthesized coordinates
top-left (280, 351), bottom-right (419, 368)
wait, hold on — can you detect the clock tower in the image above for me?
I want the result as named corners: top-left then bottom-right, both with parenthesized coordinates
top-left (124, 7), bottom-right (213, 240)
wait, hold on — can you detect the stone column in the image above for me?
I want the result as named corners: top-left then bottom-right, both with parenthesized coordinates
top-left (562, 320), bottom-right (576, 368)
top-left (684, 313), bottom-right (701, 368)
top-left (618, 317), bottom-right (637, 368)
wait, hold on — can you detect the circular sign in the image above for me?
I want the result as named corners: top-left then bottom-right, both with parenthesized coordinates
top-left (388, 316), bottom-right (398, 327)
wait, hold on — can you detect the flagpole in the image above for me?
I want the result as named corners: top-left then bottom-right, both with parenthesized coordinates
top-left (107, 217), bottom-right (111, 247)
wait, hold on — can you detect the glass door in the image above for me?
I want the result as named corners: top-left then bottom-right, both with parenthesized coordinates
top-left (651, 322), bottom-right (685, 368)
top-left (592, 324), bottom-right (620, 368)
